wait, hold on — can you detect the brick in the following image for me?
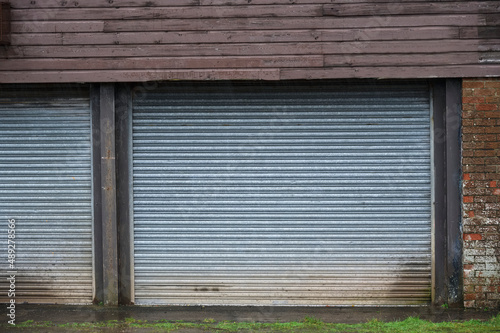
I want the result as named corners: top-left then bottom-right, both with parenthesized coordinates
top-left (463, 254), bottom-right (476, 263)
top-left (484, 158), bottom-right (500, 166)
top-left (463, 203), bottom-right (485, 212)
top-left (463, 104), bottom-right (476, 112)
top-left (463, 126), bottom-right (486, 134)
top-left (483, 111), bottom-right (500, 118)
top-left (473, 88), bottom-right (496, 96)
top-left (463, 234), bottom-right (483, 241)
top-left (475, 196), bottom-right (498, 203)
top-left (485, 263), bottom-right (500, 271)
top-left (464, 277), bottom-right (486, 285)
top-left (490, 181), bottom-right (498, 188)
top-left (464, 196), bottom-right (474, 203)
top-left (476, 104), bottom-right (498, 111)
top-left (486, 286), bottom-right (498, 293)
top-left (487, 293), bottom-right (500, 300)
top-left (484, 126), bottom-right (500, 134)
top-left (477, 134), bottom-right (498, 142)
top-left (463, 96), bottom-right (485, 104)
top-left (474, 118), bottom-right (497, 126)
top-left (464, 293), bottom-right (476, 300)
top-left (484, 142), bottom-right (500, 149)
top-left (463, 141), bottom-right (486, 149)
top-left (463, 165), bottom-right (497, 173)
top-left (485, 96), bottom-right (500, 104)
top-left (464, 300), bottom-right (475, 308)
top-left (463, 173), bottom-right (471, 181)
top-left (464, 248), bottom-right (486, 256)
top-left (463, 81), bottom-right (485, 89)
top-left (484, 81), bottom-right (500, 89)
top-left (493, 189), bottom-right (500, 195)
top-left (464, 233), bottom-right (483, 241)
top-left (464, 285), bottom-right (475, 292)
top-left (463, 188), bottom-right (490, 196)
top-left (485, 203), bottom-right (500, 210)
top-left (463, 157), bottom-right (485, 165)
top-left (474, 150), bottom-right (497, 157)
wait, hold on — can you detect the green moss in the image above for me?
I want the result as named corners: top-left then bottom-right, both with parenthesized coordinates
top-left (3, 313), bottom-right (499, 332)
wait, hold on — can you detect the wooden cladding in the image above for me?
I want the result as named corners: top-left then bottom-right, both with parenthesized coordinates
top-left (0, 2), bottom-right (10, 45)
top-left (0, 0), bottom-right (499, 82)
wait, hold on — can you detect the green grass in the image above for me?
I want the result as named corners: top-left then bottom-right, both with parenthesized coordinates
top-left (5, 313), bottom-right (500, 332)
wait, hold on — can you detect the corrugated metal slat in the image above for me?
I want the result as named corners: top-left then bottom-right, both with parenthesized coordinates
top-left (132, 82), bottom-right (431, 306)
top-left (0, 85), bottom-right (93, 304)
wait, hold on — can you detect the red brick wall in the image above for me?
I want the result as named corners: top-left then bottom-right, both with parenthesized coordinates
top-left (462, 78), bottom-right (500, 309)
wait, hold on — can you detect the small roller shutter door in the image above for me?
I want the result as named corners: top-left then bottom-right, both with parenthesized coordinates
top-left (0, 85), bottom-right (93, 304)
top-left (132, 81), bottom-right (432, 305)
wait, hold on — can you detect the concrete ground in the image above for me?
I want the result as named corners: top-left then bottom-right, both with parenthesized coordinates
top-left (3, 304), bottom-right (499, 332)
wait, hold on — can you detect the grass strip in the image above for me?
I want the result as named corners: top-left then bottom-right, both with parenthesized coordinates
top-left (8, 313), bottom-right (500, 332)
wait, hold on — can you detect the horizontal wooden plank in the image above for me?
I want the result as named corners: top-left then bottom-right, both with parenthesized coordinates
top-left (10, 27), bottom-right (460, 46)
top-left (0, 52), bottom-right (482, 72)
top-left (202, 0), bottom-right (460, 5)
top-left (0, 69), bottom-right (281, 83)
top-left (324, 53), bottom-right (480, 67)
top-left (0, 56), bottom-right (324, 71)
top-left (10, 0), bottom-right (201, 9)
top-left (11, 21), bottom-right (104, 33)
top-left (9, 16), bottom-right (485, 34)
top-left (13, 0), bottom-right (375, 8)
top-left (1, 65), bottom-right (499, 83)
top-left (280, 65), bottom-right (500, 79)
top-left (480, 52), bottom-right (500, 64)
top-left (479, 44), bottom-right (500, 52)
top-left (327, 0), bottom-right (463, 3)
top-left (460, 26), bottom-right (500, 39)
top-left (323, 2), bottom-right (500, 17)
top-left (1, 40), bottom-right (481, 58)
top-left (11, 5), bottom-right (323, 21)
top-left (102, 16), bottom-right (484, 33)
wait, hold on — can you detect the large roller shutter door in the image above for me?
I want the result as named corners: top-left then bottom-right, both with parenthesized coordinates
top-left (132, 81), bottom-right (432, 305)
top-left (0, 85), bottom-right (93, 304)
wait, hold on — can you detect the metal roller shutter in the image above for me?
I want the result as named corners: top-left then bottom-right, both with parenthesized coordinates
top-left (132, 81), bottom-right (432, 305)
top-left (0, 85), bottom-right (93, 304)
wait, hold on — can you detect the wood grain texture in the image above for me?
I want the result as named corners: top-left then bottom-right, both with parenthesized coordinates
top-left (10, 27), bottom-right (460, 46)
top-left (0, 56), bottom-right (324, 71)
top-left (11, 6), bottom-right (323, 21)
top-left (1, 40), bottom-right (481, 59)
top-left (323, 2), bottom-right (500, 17)
top-left (1, 0), bottom-right (499, 82)
top-left (0, 69), bottom-right (281, 83)
top-left (103, 16), bottom-right (483, 32)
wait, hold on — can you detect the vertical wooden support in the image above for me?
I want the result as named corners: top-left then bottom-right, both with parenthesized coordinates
top-left (116, 84), bottom-right (134, 304)
top-left (432, 80), bottom-right (446, 306)
top-left (432, 79), bottom-right (463, 307)
top-left (445, 79), bottom-right (463, 306)
top-left (91, 84), bottom-right (104, 304)
top-left (100, 83), bottom-right (119, 306)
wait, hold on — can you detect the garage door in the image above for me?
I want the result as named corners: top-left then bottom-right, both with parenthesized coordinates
top-left (0, 85), bottom-right (93, 304)
top-left (132, 81), bottom-right (432, 305)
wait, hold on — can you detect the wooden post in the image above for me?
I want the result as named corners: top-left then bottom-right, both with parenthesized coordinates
top-left (100, 83), bottom-right (119, 306)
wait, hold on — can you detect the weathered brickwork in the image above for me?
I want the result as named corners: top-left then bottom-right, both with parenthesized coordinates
top-left (462, 78), bottom-right (500, 309)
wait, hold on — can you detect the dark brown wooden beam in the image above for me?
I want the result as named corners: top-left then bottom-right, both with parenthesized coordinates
top-left (323, 1), bottom-right (500, 17)
top-left (9, 27), bottom-right (461, 46)
top-left (100, 83), bottom-right (119, 306)
top-left (1, 40), bottom-right (483, 59)
top-left (11, 5), bottom-right (322, 21)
